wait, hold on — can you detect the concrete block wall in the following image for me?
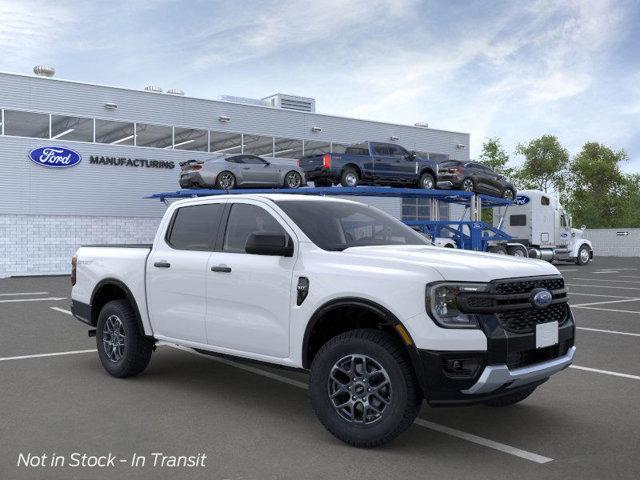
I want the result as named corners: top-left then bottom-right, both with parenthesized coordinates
top-left (583, 228), bottom-right (640, 257)
top-left (0, 215), bottom-right (161, 277)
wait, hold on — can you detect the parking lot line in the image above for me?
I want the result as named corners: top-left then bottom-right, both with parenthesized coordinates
top-left (568, 292), bottom-right (637, 299)
top-left (576, 327), bottom-right (640, 338)
top-left (0, 291), bottom-right (49, 296)
top-left (572, 278), bottom-right (640, 284)
top-left (571, 305), bottom-right (640, 314)
top-left (570, 365), bottom-right (640, 381)
top-left (566, 284), bottom-right (640, 291)
top-left (174, 345), bottom-right (554, 464)
top-left (50, 306), bottom-right (72, 315)
top-left (0, 349), bottom-right (96, 362)
top-left (571, 298), bottom-right (640, 307)
top-left (0, 296), bottom-right (66, 304)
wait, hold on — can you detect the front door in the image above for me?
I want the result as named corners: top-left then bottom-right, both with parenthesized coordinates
top-left (241, 155), bottom-right (280, 185)
top-left (147, 201), bottom-right (226, 343)
top-left (205, 201), bottom-right (296, 358)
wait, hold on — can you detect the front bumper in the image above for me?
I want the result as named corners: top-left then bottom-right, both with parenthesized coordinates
top-left (415, 309), bottom-right (575, 406)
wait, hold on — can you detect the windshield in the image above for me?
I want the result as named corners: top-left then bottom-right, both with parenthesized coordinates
top-left (275, 200), bottom-right (430, 251)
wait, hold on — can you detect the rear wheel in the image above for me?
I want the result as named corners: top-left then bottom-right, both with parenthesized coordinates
top-left (96, 300), bottom-right (153, 378)
top-left (507, 244), bottom-right (528, 257)
top-left (216, 171), bottom-right (236, 190)
top-left (340, 168), bottom-right (359, 187)
top-left (502, 188), bottom-right (516, 200)
top-left (309, 329), bottom-right (422, 448)
top-left (488, 245), bottom-right (508, 255)
top-left (484, 386), bottom-right (537, 407)
top-left (461, 178), bottom-right (475, 192)
top-left (419, 172), bottom-right (435, 189)
top-left (284, 171), bottom-right (303, 189)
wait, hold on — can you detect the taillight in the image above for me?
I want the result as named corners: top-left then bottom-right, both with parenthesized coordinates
top-left (71, 255), bottom-right (77, 286)
top-left (297, 159), bottom-right (301, 167)
top-left (192, 164), bottom-right (202, 171)
top-left (322, 154), bottom-right (331, 169)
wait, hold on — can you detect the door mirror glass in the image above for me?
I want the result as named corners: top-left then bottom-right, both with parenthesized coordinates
top-left (245, 232), bottom-right (293, 256)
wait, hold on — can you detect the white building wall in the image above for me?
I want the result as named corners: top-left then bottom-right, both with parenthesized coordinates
top-left (583, 228), bottom-right (640, 257)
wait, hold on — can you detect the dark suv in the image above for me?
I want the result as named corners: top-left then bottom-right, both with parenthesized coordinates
top-left (436, 160), bottom-right (516, 199)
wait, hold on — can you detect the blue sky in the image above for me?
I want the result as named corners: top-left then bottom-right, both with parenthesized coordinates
top-left (1, 0), bottom-right (639, 171)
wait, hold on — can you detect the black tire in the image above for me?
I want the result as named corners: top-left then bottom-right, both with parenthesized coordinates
top-left (215, 171), bottom-right (236, 190)
top-left (484, 386), bottom-right (537, 407)
top-left (340, 168), bottom-right (359, 187)
top-left (284, 171), bottom-right (303, 189)
top-left (488, 245), bottom-right (508, 255)
top-left (314, 178), bottom-right (332, 187)
top-left (418, 172), bottom-right (435, 190)
top-left (309, 329), bottom-right (422, 448)
top-left (96, 300), bottom-right (153, 378)
top-left (507, 244), bottom-right (528, 257)
top-left (576, 245), bottom-right (591, 265)
top-left (502, 188), bottom-right (516, 200)
top-left (461, 178), bottom-right (475, 192)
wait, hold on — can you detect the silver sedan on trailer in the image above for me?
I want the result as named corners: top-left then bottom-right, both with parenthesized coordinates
top-left (179, 154), bottom-right (307, 190)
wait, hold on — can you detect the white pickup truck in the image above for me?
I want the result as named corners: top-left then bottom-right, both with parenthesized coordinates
top-left (71, 194), bottom-right (576, 447)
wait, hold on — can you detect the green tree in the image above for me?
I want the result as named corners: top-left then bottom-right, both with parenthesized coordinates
top-left (515, 135), bottom-right (569, 193)
top-left (566, 142), bottom-right (628, 228)
top-left (479, 137), bottom-right (514, 177)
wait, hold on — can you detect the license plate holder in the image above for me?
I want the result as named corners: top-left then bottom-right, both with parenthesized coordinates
top-left (536, 321), bottom-right (559, 349)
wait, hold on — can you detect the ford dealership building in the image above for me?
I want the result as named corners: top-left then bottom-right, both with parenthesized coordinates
top-left (0, 69), bottom-right (470, 276)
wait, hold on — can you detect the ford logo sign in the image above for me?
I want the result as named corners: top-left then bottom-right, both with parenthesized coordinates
top-left (531, 288), bottom-right (553, 309)
top-left (28, 146), bottom-right (82, 168)
top-left (514, 195), bottom-right (530, 205)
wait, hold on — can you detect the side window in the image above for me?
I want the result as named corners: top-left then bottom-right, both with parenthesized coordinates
top-left (387, 145), bottom-right (404, 157)
top-left (226, 156), bottom-right (244, 164)
top-left (167, 203), bottom-right (224, 251)
top-left (372, 144), bottom-right (390, 156)
top-left (510, 214), bottom-right (527, 226)
top-left (541, 196), bottom-right (550, 206)
top-left (223, 204), bottom-right (287, 253)
top-left (243, 155), bottom-right (267, 165)
top-left (560, 215), bottom-right (567, 227)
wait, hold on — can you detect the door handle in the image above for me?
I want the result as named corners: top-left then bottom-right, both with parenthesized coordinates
top-left (211, 266), bottom-right (232, 273)
top-left (242, 167), bottom-right (251, 170)
top-left (154, 261), bottom-right (171, 268)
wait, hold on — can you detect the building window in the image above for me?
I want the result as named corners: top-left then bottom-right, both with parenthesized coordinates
top-left (243, 134), bottom-right (274, 156)
top-left (273, 137), bottom-right (303, 159)
top-left (135, 123), bottom-right (173, 148)
top-left (210, 131), bottom-right (242, 154)
top-left (172, 127), bottom-right (208, 151)
top-left (50, 114), bottom-right (94, 142)
top-left (303, 140), bottom-right (331, 156)
top-left (3, 110), bottom-right (50, 139)
top-left (95, 119), bottom-right (135, 145)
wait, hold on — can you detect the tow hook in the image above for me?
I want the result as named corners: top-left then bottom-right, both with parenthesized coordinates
top-left (88, 329), bottom-right (96, 338)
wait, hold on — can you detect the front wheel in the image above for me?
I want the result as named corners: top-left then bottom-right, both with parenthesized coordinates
top-left (461, 178), bottom-right (475, 192)
top-left (418, 172), bottom-right (435, 189)
top-left (309, 329), bottom-right (422, 448)
top-left (576, 245), bottom-right (591, 265)
top-left (284, 171), bottom-right (303, 189)
top-left (96, 300), bottom-right (153, 378)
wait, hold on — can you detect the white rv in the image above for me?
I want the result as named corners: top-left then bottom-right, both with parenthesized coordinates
top-left (493, 189), bottom-right (593, 265)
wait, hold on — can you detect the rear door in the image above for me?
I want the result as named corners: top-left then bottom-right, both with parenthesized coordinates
top-left (147, 201), bottom-right (225, 343)
top-left (205, 200), bottom-right (296, 358)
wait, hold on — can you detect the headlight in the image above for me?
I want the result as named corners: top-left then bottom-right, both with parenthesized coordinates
top-left (426, 282), bottom-right (488, 328)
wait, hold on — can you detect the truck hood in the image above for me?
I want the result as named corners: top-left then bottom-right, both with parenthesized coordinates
top-left (341, 245), bottom-right (559, 282)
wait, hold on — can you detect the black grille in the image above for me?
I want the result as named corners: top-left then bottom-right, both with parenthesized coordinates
top-left (494, 277), bottom-right (564, 295)
top-left (506, 341), bottom-right (570, 369)
top-left (497, 303), bottom-right (568, 333)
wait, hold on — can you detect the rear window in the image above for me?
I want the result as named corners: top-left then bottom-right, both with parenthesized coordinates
top-left (167, 203), bottom-right (224, 251)
top-left (510, 214), bottom-right (527, 226)
top-left (345, 144), bottom-right (369, 156)
top-left (439, 160), bottom-right (461, 167)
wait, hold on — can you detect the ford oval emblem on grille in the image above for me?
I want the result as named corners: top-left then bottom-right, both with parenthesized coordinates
top-left (531, 288), bottom-right (553, 309)
top-left (28, 146), bottom-right (82, 168)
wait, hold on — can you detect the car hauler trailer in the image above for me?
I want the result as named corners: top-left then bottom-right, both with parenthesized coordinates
top-left (492, 189), bottom-right (593, 265)
top-left (148, 186), bottom-right (514, 254)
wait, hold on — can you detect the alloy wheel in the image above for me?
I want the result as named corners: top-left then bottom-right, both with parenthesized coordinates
top-left (462, 179), bottom-right (474, 192)
top-left (286, 172), bottom-right (301, 188)
top-left (503, 189), bottom-right (515, 200)
top-left (580, 248), bottom-right (590, 263)
top-left (219, 173), bottom-right (235, 189)
top-left (345, 173), bottom-right (358, 187)
top-left (421, 176), bottom-right (434, 189)
top-left (327, 354), bottom-right (392, 424)
top-left (102, 315), bottom-right (126, 362)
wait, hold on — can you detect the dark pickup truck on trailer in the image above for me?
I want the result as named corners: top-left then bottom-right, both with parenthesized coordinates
top-left (298, 142), bottom-right (439, 189)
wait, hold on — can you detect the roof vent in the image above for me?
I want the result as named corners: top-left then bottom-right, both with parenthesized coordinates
top-left (167, 88), bottom-right (185, 96)
top-left (144, 85), bottom-right (163, 93)
top-left (414, 122), bottom-right (429, 128)
top-left (33, 65), bottom-right (55, 78)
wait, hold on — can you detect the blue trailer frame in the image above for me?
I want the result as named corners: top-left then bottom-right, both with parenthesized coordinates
top-left (148, 186), bottom-right (513, 252)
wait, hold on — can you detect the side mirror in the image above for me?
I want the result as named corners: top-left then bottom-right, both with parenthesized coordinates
top-left (581, 225), bottom-right (586, 231)
top-left (245, 232), bottom-right (293, 257)
top-left (404, 152), bottom-right (416, 160)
